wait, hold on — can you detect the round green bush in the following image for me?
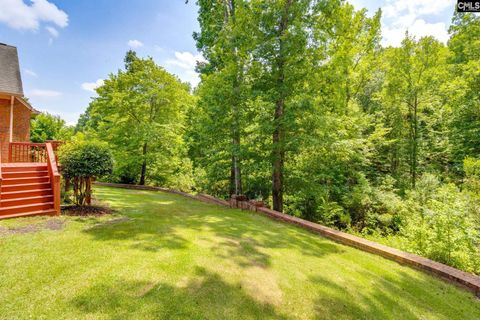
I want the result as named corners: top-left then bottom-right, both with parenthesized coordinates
top-left (59, 140), bottom-right (113, 179)
top-left (59, 140), bottom-right (113, 205)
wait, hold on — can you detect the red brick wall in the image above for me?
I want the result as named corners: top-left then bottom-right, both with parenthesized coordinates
top-left (0, 97), bottom-right (31, 163)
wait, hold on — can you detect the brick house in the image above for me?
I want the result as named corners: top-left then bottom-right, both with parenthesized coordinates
top-left (0, 43), bottom-right (37, 163)
top-left (0, 43), bottom-right (60, 219)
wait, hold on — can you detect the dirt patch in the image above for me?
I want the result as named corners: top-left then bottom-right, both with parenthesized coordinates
top-left (133, 282), bottom-right (157, 297)
top-left (176, 276), bottom-right (190, 289)
top-left (242, 266), bottom-right (283, 306)
top-left (45, 219), bottom-right (64, 230)
top-left (62, 205), bottom-right (113, 217)
top-left (0, 218), bottom-right (65, 236)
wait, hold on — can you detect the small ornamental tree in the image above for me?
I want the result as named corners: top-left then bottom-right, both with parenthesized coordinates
top-left (59, 140), bottom-right (113, 205)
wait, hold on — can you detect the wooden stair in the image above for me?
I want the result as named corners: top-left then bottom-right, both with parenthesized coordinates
top-left (0, 163), bottom-right (56, 219)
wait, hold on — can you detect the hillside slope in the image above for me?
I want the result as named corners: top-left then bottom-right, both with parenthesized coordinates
top-left (0, 186), bottom-right (479, 319)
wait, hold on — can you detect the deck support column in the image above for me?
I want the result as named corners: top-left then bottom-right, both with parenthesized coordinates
top-left (9, 96), bottom-right (14, 143)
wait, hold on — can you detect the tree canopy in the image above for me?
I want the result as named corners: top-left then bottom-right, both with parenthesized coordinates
top-left (80, 51), bottom-right (194, 189)
top-left (30, 112), bottom-right (74, 143)
top-left (75, 6), bottom-right (480, 274)
top-left (186, 3), bottom-right (480, 273)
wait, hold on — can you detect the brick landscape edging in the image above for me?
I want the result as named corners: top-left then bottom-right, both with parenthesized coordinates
top-left (232, 199), bottom-right (480, 297)
top-left (96, 182), bottom-right (480, 297)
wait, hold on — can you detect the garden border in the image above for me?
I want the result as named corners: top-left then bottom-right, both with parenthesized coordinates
top-left (96, 182), bottom-right (480, 297)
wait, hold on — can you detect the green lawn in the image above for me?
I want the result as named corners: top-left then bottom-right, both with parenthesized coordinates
top-left (1, 186), bottom-right (479, 319)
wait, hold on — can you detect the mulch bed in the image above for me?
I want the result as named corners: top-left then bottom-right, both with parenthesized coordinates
top-left (61, 205), bottom-right (113, 216)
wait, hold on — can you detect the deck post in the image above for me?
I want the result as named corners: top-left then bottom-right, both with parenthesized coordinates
top-left (9, 96), bottom-right (14, 143)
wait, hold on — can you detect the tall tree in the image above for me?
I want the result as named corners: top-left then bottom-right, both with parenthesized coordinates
top-left (251, 0), bottom-right (301, 211)
top-left (251, 0), bottom-right (341, 211)
top-left (380, 35), bottom-right (449, 188)
top-left (193, 0), bottom-right (254, 195)
top-left (448, 13), bottom-right (480, 169)
top-left (85, 51), bottom-right (193, 186)
top-left (286, 2), bottom-right (382, 224)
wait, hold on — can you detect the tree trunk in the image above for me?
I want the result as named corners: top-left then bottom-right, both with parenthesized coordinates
top-left (411, 94), bottom-right (418, 188)
top-left (272, 99), bottom-right (285, 212)
top-left (139, 142), bottom-right (148, 185)
top-left (228, 0), bottom-right (243, 196)
top-left (271, 0), bottom-right (292, 212)
top-left (73, 177), bottom-right (79, 205)
top-left (231, 68), bottom-right (243, 196)
top-left (64, 177), bottom-right (70, 193)
top-left (85, 177), bottom-right (92, 205)
top-left (230, 156), bottom-right (236, 196)
top-left (232, 134), bottom-right (242, 195)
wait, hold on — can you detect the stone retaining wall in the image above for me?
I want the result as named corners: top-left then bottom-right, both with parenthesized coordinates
top-left (95, 182), bottom-right (480, 297)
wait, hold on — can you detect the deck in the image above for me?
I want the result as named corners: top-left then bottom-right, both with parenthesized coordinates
top-left (0, 142), bottom-right (61, 219)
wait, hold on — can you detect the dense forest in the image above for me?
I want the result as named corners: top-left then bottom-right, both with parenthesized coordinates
top-left (64, 2), bottom-right (480, 274)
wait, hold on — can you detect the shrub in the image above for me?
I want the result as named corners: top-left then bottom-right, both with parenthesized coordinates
top-left (342, 175), bottom-right (406, 233)
top-left (59, 140), bottom-right (113, 205)
top-left (403, 175), bottom-right (480, 273)
top-left (463, 157), bottom-right (480, 224)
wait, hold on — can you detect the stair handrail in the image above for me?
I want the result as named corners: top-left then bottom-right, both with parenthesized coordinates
top-left (0, 146), bottom-right (2, 205)
top-left (46, 143), bottom-right (60, 215)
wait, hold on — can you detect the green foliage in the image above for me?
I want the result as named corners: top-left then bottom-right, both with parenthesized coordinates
top-left (448, 13), bottom-right (480, 171)
top-left (59, 139), bottom-right (113, 179)
top-left (463, 157), bottom-right (480, 224)
top-left (187, 4), bottom-right (480, 274)
top-left (403, 175), bottom-right (480, 273)
top-left (59, 139), bottom-right (113, 205)
top-left (464, 157), bottom-right (480, 177)
top-left (191, 0), bottom-right (259, 196)
top-left (80, 51), bottom-right (194, 189)
top-left (30, 112), bottom-right (74, 143)
top-left (69, 4), bottom-right (480, 274)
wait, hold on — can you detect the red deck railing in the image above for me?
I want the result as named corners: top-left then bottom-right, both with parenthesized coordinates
top-left (8, 141), bottom-right (63, 163)
top-left (5, 141), bottom-right (62, 215)
top-left (9, 142), bottom-right (47, 163)
top-left (0, 147), bottom-right (2, 204)
top-left (46, 143), bottom-right (61, 215)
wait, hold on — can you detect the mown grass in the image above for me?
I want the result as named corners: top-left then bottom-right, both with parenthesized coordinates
top-left (0, 186), bottom-right (479, 319)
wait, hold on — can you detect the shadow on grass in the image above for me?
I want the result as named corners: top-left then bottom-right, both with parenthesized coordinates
top-left (83, 187), bottom-right (342, 268)
top-left (310, 270), bottom-right (480, 320)
top-left (71, 267), bottom-right (288, 320)
top-left (311, 274), bottom-right (419, 319)
top-left (72, 188), bottom-right (480, 319)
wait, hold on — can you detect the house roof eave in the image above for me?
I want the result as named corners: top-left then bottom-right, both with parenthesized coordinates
top-left (16, 96), bottom-right (38, 113)
top-left (0, 92), bottom-right (38, 113)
